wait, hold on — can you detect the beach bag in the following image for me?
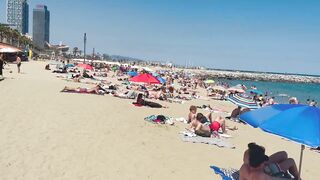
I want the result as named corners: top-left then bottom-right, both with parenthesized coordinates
top-left (156, 115), bottom-right (166, 123)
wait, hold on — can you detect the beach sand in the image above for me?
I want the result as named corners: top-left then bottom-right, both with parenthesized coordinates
top-left (0, 61), bottom-right (319, 179)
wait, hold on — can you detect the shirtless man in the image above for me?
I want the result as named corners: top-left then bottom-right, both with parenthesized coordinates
top-left (239, 143), bottom-right (301, 180)
top-left (16, 55), bottom-right (21, 73)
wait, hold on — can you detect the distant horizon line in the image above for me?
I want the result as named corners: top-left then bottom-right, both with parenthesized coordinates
top-left (206, 68), bottom-right (320, 78)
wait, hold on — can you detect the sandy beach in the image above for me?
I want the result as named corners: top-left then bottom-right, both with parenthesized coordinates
top-left (0, 61), bottom-right (319, 180)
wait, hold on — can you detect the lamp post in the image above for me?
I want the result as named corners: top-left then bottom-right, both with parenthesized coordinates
top-left (84, 33), bottom-right (87, 63)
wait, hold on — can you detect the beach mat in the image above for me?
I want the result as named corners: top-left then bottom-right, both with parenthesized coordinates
top-left (180, 134), bottom-right (235, 149)
top-left (144, 115), bottom-right (174, 125)
top-left (210, 165), bottom-right (239, 180)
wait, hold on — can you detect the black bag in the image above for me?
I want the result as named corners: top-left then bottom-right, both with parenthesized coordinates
top-left (156, 115), bottom-right (166, 122)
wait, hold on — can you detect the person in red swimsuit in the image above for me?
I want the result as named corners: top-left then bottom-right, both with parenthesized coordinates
top-left (188, 112), bottom-right (231, 137)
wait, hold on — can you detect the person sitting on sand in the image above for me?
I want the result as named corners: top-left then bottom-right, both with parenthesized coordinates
top-left (167, 86), bottom-right (175, 98)
top-left (134, 93), bottom-right (167, 108)
top-left (146, 90), bottom-right (163, 99)
top-left (188, 105), bottom-right (197, 124)
top-left (228, 106), bottom-right (242, 119)
top-left (188, 112), bottom-right (236, 137)
top-left (82, 70), bottom-right (94, 78)
top-left (61, 85), bottom-right (105, 94)
top-left (239, 142), bottom-right (301, 180)
top-left (226, 106), bottom-right (251, 120)
top-left (45, 64), bottom-right (51, 70)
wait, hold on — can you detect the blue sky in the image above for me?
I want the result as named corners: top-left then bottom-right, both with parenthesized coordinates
top-left (1, 0), bottom-right (320, 75)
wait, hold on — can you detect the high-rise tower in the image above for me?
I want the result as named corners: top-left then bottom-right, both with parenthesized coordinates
top-left (33, 5), bottom-right (50, 49)
top-left (6, 0), bottom-right (29, 34)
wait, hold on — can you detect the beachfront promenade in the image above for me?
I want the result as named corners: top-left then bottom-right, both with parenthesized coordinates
top-left (0, 61), bottom-right (319, 179)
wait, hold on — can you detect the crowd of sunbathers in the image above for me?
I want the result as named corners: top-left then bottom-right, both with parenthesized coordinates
top-left (51, 60), bottom-right (315, 180)
top-left (52, 60), bottom-right (211, 109)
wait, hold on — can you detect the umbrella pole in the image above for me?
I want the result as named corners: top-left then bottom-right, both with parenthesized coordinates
top-left (298, 144), bottom-right (305, 178)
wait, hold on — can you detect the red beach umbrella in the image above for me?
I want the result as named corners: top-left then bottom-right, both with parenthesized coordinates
top-left (130, 73), bottom-right (161, 84)
top-left (77, 63), bottom-right (94, 70)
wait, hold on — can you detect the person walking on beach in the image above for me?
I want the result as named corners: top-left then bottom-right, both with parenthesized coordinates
top-left (16, 54), bottom-right (21, 73)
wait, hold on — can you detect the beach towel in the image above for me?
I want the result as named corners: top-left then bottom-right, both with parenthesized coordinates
top-left (210, 165), bottom-right (239, 180)
top-left (180, 134), bottom-right (235, 149)
top-left (144, 115), bottom-right (174, 125)
top-left (132, 102), bottom-right (143, 107)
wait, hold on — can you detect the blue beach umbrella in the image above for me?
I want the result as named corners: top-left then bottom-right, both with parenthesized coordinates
top-left (127, 71), bottom-right (138, 77)
top-left (239, 104), bottom-right (320, 178)
top-left (157, 76), bottom-right (166, 84)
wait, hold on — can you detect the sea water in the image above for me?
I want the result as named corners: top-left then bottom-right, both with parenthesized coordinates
top-left (217, 79), bottom-right (320, 104)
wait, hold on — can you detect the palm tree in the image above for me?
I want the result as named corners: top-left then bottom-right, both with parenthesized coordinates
top-left (0, 25), bottom-right (11, 43)
top-left (11, 29), bottom-right (21, 47)
top-left (0, 24), bottom-right (7, 42)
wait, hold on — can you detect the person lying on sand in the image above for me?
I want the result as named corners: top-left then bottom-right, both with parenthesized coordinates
top-left (239, 142), bottom-right (301, 180)
top-left (134, 93), bottom-right (168, 108)
top-left (175, 94), bottom-right (192, 101)
top-left (113, 90), bottom-right (137, 99)
top-left (61, 85), bottom-right (105, 94)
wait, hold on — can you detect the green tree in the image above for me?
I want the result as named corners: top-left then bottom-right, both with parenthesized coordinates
top-left (73, 47), bottom-right (79, 57)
